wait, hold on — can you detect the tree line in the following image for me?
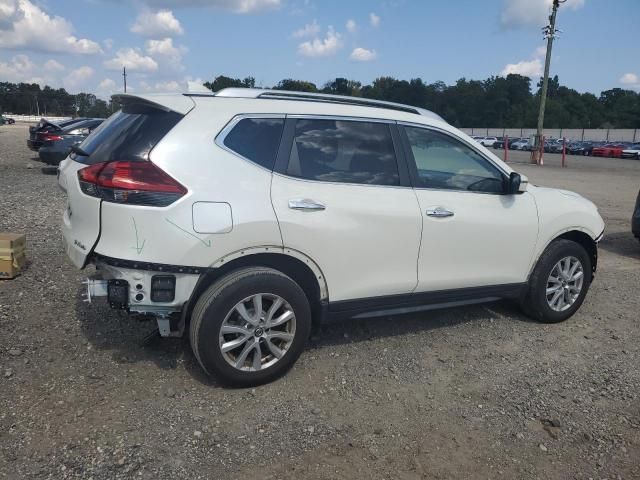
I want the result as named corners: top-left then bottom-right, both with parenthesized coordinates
top-left (205, 74), bottom-right (640, 129)
top-left (2, 74), bottom-right (639, 128)
top-left (0, 82), bottom-right (113, 119)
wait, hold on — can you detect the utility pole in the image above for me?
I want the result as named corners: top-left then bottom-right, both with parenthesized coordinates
top-left (533, 0), bottom-right (565, 164)
top-left (122, 66), bottom-right (127, 93)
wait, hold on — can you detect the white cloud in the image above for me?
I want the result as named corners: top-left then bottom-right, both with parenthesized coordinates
top-left (43, 59), bottom-right (65, 72)
top-left (138, 79), bottom-right (184, 93)
top-left (500, 0), bottom-right (585, 29)
top-left (63, 66), bottom-right (94, 91)
top-left (350, 47), bottom-right (376, 62)
top-left (620, 73), bottom-right (640, 91)
top-left (500, 46), bottom-right (548, 78)
top-left (98, 78), bottom-right (117, 90)
top-left (104, 38), bottom-right (114, 50)
top-left (297, 26), bottom-right (342, 57)
top-left (145, 37), bottom-right (187, 71)
top-left (369, 12), bottom-right (380, 27)
top-left (104, 48), bottom-right (159, 72)
top-left (292, 19), bottom-right (320, 38)
top-left (501, 58), bottom-right (543, 77)
top-left (620, 73), bottom-right (638, 85)
top-left (0, 54), bottom-right (36, 82)
top-left (0, 0), bottom-right (102, 54)
top-left (134, 0), bottom-right (281, 13)
top-left (534, 45), bottom-right (547, 58)
top-left (346, 19), bottom-right (357, 33)
top-left (131, 9), bottom-right (183, 37)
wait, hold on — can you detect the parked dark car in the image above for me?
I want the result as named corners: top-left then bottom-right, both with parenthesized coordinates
top-left (37, 119), bottom-right (103, 165)
top-left (27, 118), bottom-right (87, 151)
top-left (633, 189), bottom-right (640, 242)
top-left (1, 115), bottom-right (15, 125)
top-left (567, 141), bottom-right (593, 155)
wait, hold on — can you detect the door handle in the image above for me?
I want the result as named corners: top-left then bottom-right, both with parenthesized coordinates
top-left (288, 199), bottom-right (326, 211)
top-left (426, 206), bottom-right (454, 218)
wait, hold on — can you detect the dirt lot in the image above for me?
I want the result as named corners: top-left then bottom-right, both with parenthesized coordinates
top-left (1, 123), bottom-right (639, 479)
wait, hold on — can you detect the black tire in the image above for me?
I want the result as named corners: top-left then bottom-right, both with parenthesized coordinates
top-left (189, 267), bottom-right (312, 387)
top-left (520, 239), bottom-right (592, 323)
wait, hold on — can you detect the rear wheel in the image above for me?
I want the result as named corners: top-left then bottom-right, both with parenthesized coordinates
top-left (189, 267), bottom-right (312, 386)
top-left (520, 239), bottom-right (592, 323)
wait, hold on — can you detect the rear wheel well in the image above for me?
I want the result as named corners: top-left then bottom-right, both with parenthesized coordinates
top-left (556, 230), bottom-right (597, 274)
top-left (183, 253), bottom-right (324, 327)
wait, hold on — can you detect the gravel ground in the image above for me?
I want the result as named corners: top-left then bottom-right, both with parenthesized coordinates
top-left (1, 123), bottom-right (639, 479)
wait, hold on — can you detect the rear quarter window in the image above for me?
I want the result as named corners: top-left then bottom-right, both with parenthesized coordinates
top-left (221, 118), bottom-right (285, 170)
top-left (74, 104), bottom-right (183, 165)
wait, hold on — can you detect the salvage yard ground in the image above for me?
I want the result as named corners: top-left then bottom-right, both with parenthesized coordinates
top-left (1, 123), bottom-right (639, 479)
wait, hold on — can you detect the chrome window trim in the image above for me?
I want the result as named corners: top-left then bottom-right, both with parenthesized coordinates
top-left (397, 120), bottom-right (511, 177)
top-left (272, 171), bottom-right (410, 190)
top-left (214, 113), bottom-right (286, 173)
top-left (286, 114), bottom-right (394, 124)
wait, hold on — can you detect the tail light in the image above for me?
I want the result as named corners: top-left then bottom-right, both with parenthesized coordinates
top-left (78, 161), bottom-right (187, 207)
top-left (40, 132), bottom-right (62, 142)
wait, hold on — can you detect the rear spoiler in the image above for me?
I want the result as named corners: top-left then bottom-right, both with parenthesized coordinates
top-left (112, 93), bottom-right (195, 115)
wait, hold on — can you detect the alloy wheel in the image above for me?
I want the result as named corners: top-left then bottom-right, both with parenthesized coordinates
top-left (219, 293), bottom-right (296, 371)
top-left (546, 256), bottom-right (584, 312)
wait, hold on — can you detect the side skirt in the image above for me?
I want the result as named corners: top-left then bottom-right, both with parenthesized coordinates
top-left (325, 283), bottom-right (526, 322)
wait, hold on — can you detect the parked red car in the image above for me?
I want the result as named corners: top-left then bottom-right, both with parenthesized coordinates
top-left (591, 143), bottom-right (626, 158)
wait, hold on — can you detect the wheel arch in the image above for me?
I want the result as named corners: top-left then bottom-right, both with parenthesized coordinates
top-left (530, 229), bottom-right (598, 281)
top-left (182, 247), bottom-right (328, 328)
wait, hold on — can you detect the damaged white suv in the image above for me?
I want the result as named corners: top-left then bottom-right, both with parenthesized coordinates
top-left (59, 88), bottom-right (604, 386)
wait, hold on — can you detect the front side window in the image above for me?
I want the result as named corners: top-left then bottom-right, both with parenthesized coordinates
top-left (287, 119), bottom-right (399, 186)
top-left (223, 118), bottom-right (285, 170)
top-left (404, 126), bottom-right (505, 194)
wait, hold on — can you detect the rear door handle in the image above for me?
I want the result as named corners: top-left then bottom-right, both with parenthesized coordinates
top-left (426, 206), bottom-right (454, 218)
top-left (288, 199), bottom-right (326, 211)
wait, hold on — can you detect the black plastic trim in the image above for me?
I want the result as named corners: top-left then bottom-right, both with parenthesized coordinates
top-left (326, 283), bottom-right (526, 321)
top-left (94, 254), bottom-right (207, 274)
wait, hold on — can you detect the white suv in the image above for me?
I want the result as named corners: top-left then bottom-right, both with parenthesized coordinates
top-left (58, 88), bottom-right (605, 386)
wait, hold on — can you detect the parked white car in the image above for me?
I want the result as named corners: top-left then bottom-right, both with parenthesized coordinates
top-left (478, 136), bottom-right (498, 147)
top-left (59, 88), bottom-right (605, 386)
top-left (622, 143), bottom-right (640, 159)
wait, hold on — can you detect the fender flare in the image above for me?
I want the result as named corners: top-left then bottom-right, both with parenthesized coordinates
top-left (208, 245), bottom-right (329, 300)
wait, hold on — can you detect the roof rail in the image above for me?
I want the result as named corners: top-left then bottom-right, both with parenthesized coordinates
top-left (187, 87), bottom-right (444, 121)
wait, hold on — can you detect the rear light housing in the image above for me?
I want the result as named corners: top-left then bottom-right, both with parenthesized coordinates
top-left (40, 132), bottom-right (62, 142)
top-left (78, 161), bottom-right (187, 207)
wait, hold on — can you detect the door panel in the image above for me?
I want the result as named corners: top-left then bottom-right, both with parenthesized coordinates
top-left (400, 124), bottom-right (539, 292)
top-left (271, 117), bottom-right (422, 302)
top-left (414, 190), bottom-right (538, 291)
top-left (271, 175), bottom-right (422, 301)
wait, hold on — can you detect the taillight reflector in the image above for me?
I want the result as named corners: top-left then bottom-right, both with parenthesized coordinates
top-left (77, 161), bottom-right (186, 207)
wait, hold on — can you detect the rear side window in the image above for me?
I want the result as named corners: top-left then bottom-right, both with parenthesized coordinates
top-left (222, 118), bottom-right (285, 170)
top-left (75, 104), bottom-right (182, 165)
top-left (287, 119), bottom-right (399, 186)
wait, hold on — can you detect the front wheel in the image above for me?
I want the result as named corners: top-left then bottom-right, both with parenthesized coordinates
top-left (520, 239), bottom-right (592, 323)
top-left (189, 267), bottom-right (312, 386)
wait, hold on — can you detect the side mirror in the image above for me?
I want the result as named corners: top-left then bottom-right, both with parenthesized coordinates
top-left (506, 172), bottom-right (524, 194)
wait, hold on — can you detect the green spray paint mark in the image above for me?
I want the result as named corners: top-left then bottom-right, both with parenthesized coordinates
top-left (131, 217), bottom-right (146, 254)
top-left (165, 218), bottom-right (211, 247)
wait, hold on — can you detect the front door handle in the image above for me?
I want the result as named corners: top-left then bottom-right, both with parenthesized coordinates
top-left (426, 206), bottom-right (454, 218)
top-left (288, 199), bottom-right (326, 211)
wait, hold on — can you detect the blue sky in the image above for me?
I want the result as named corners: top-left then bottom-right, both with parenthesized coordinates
top-left (1, 0), bottom-right (639, 98)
